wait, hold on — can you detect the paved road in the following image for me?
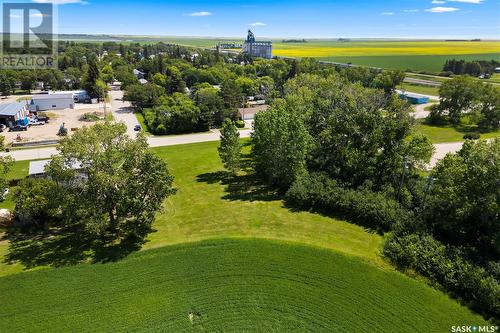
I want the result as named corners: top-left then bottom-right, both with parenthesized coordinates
top-left (404, 77), bottom-right (441, 87)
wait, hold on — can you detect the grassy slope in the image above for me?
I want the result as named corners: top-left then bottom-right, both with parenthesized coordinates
top-left (0, 239), bottom-right (488, 332)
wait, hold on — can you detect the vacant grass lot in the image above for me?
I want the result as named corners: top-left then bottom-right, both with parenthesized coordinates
top-left (0, 141), bottom-right (384, 276)
top-left (0, 238), bottom-right (488, 332)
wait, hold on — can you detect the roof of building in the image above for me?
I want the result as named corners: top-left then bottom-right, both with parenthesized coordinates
top-left (401, 92), bottom-right (429, 99)
top-left (32, 93), bottom-right (74, 100)
top-left (29, 160), bottom-right (51, 175)
top-left (0, 102), bottom-right (26, 116)
top-left (29, 159), bottom-right (83, 176)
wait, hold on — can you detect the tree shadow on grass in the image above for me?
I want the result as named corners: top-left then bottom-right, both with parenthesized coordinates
top-left (196, 152), bottom-right (280, 203)
top-left (2, 226), bottom-right (148, 270)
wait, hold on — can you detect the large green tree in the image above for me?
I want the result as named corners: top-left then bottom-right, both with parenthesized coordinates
top-left (252, 100), bottom-right (312, 189)
top-left (424, 139), bottom-right (500, 257)
top-left (435, 76), bottom-right (481, 124)
top-left (218, 119), bottom-right (241, 174)
top-left (16, 123), bottom-right (174, 240)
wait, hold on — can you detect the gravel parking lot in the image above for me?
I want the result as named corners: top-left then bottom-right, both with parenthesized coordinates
top-left (1, 102), bottom-right (109, 144)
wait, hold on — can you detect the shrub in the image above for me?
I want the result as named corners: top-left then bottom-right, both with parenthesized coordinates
top-left (79, 112), bottom-right (100, 122)
top-left (235, 120), bottom-right (245, 128)
top-left (463, 132), bottom-right (480, 140)
top-left (286, 173), bottom-right (412, 232)
top-left (383, 233), bottom-right (500, 319)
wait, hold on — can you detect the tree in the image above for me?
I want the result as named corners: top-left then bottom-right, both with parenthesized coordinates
top-left (83, 54), bottom-right (101, 98)
top-left (100, 64), bottom-right (114, 84)
top-left (0, 70), bottom-right (17, 96)
top-left (124, 83), bottom-right (164, 110)
top-left (144, 93), bottom-right (200, 134)
top-left (437, 76), bottom-right (481, 124)
top-left (477, 83), bottom-right (500, 130)
top-left (0, 156), bottom-right (13, 201)
top-left (16, 123), bottom-right (175, 241)
top-left (424, 139), bottom-right (500, 258)
top-left (165, 66), bottom-right (186, 95)
top-left (372, 70), bottom-right (405, 93)
top-left (252, 101), bottom-right (312, 189)
top-left (193, 86), bottom-right (225, 129)
top-left (218, 119), bottom-right (241, 174)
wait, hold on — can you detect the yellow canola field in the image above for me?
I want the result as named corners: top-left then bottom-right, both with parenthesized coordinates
top-left (272, 41), bottom-right (500, 57)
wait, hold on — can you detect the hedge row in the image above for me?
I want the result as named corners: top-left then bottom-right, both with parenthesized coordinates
top-left (285, 173), bottom-right (412, 233)
top-left (383, 232), bottom-right (500, 320)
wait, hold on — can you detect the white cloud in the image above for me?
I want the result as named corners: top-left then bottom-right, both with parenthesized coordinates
top-left (248, 22), bottom-right (267, 26)
top-left (33, 0), bottom-right (86, 4)
top-left (426, 6), bottom-right (460, 12)
top-left (381, 12), bottom-right (394, 15)
top-left (187, 11), bottom-right (212, 17)
top-left (448, 0), bottom-right (484, 3)
top-left (403, 9), bottom-right (420, 12)
top-left (431, 0), bottom-right (446, 3)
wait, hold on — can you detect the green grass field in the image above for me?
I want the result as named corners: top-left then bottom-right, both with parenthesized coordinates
top-left (414, 120), bottom-right (500, 143)
top-left (0, 141), bottom-right (491, 330)
top-left (317, 53), bottom-right (500, 72)
top-left (0, 239), bottom-right (488, 332)
top-left (398, 83), bottom-right (440, 96)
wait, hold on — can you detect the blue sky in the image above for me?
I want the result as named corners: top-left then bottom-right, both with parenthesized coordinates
top-left (9, 0), bottom-right (500, 38)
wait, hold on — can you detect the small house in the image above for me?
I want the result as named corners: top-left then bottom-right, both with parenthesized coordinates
top-left (0, 102), bottom-right (29, 128)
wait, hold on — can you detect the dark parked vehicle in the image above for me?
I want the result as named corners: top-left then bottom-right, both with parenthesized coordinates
top-left (134, 125), bottom-right (142, 131)
top-left (9, 125), bottom-right (28, 132)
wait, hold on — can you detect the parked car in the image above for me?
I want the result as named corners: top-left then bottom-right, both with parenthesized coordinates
top-left (9, 125), bottom-right (28, 132)
top-left (29, 119), bottom-right (45, 126)
top-left (134, 125), bottom-right (142, 131)
top-left (0, 124), bottom-right (6, 132)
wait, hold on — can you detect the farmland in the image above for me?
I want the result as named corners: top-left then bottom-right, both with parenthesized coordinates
top-left (0, 238), bottom-right (487, 332)
top-left (59, 35), bottom-right (500, 72)
top-left (272, 40), bottom-right (500, 72)
top-left (0, 141), bottom-right (490, 331)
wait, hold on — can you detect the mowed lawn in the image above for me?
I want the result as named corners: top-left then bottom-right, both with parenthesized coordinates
top-left (0, 239), bottom-right (488, 332)
top-left (0, 141), bottom-right (384, 275)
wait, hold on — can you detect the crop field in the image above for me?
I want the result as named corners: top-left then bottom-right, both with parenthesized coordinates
top-left (0, 141), bottom-right (490, 330)
top-left (0, 239), bottom-right (488, 332)
top-left (272, 41), bottom-right (500, 72)
top-left (60, 35), bottom-right (500, 72)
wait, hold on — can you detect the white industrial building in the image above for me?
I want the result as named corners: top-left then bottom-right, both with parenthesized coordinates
top-left (29, 92), bottom-right (75, 111)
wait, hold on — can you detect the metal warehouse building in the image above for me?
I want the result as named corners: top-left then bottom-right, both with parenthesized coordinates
top-left (398, 92), bottom-right (430, 105)
top-left (29, 92), bottom-right (75, 112)
top-left (0, 102), bottom-right (29, 128)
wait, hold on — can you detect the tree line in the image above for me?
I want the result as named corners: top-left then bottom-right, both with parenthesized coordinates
top-left (443, 59), bottom-right (499, 77)
top-left (240, 72), bottom-right (499, 321)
